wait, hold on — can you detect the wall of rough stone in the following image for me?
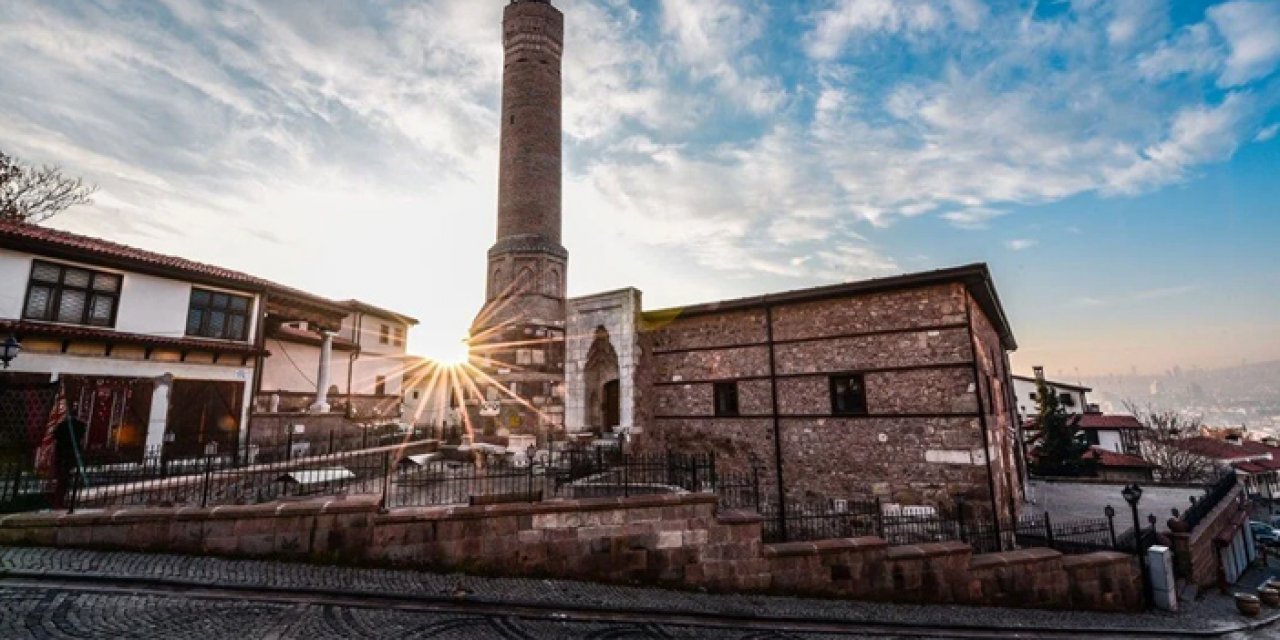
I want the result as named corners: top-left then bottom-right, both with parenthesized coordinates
top-left (966, 291), bottom-right (1023, 523)
top-left (638, 282), bottom-right (1020, 519)
top-left (1168, 485), bottom-right (1248, 588)
top-left (0, 494), bottom-right (1140, 612)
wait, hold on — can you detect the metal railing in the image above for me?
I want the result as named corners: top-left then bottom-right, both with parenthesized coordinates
top-left (1181, 471), bottom-right (1238, 530)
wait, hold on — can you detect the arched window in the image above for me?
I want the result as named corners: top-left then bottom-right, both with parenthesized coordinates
top-left (490, 268), bottom-right (504, 298)
top-left (516, 267), bottom-right (536, 294)
top-left (546, 268), bottom-right (561, 297)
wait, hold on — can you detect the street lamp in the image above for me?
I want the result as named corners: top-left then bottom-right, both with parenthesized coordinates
top-left (1122, 483), bottom-right (1149, 605)
top-left (0, 334), bottom-right (21, 369)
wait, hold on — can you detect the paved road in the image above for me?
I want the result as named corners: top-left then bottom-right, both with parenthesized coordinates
top-left (0, 582), bottom-right (915, 640)
top-left (2, 547), bottom-right (1278, 639)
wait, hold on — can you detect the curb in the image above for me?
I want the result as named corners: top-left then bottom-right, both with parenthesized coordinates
top-left (3, 567), bottom-right (1278, 638)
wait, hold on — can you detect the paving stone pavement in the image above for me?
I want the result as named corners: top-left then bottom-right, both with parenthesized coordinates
top-left (1, 546), bottom-right (1278, 638)
top-left (0, 586), bottom-right (914, 640)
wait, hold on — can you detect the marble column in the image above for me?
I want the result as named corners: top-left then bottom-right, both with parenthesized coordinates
top-left (309, 330), bottom-right (334, 413)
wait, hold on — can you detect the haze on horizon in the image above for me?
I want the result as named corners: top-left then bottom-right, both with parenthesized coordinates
top-left (0, 0), bottom-right (1276, 378)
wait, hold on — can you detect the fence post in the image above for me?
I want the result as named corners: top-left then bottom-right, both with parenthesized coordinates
top-left (527, 457), bottom-right (535, 502)
top-left (691, 455), bottom-right (699, 492)
top-left (200, 454), bottom-right (213, 509)
top-left (956, 496), bottom-right (968, 544)
top-left (1043, 512), bottom-right (1056, 550)
top-left (875, 496), bottom-right (885, 539)
top-left (752, 464), bottom-right (761, 511)
top-left (329, 431), bottom-right (335, 455)
top-left (623, 458), bottom-right (630, 498)
top-left (1105, 505), bottom-right (1118, 548)
top-left (379, 450), bottom-right (391, 511)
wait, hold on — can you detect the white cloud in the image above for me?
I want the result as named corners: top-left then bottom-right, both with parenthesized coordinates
top-left (1006, 239), bottom-right (1038, 251)
top-left (1137, 24), bottom-right (1225, 81)
top-left (1257, 123), bottom-right (1280, 142)
top-left (1208, 0), bottom-right (1280, 87)
top-left (807, 0), bottom-right (986, 59)
top-left (943, 208), bottom-right (1008, 230)
top-left (659, 0), bottom-right (784, 114)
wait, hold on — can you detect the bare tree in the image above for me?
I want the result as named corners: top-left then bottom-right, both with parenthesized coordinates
top-left (1124, 400), bottom-right (1217, 483)
top-left (0, 150), bottom-right (96, 224)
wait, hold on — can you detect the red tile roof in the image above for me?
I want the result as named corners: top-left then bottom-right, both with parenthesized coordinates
top-left (1235, 461), bottom-right (1268, 474)
top-left (1023, 413), bottom-right (1145, 431)
top-left (1178, 436), bottom-right (1273, 461)
top-left (0, 219), bottom-right (341, 312)
top-left (1089, 447), bottom-right (1155, 468)
top-left (1077, 414), bottom-right (1145, 430)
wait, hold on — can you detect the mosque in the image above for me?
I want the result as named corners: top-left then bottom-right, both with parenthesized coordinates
top-left (467, 0), bottom-right (1023, 521)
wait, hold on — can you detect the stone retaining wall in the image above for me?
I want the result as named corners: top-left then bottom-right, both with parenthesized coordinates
top-left (0, 493), bottom-right (1140, 611)
top-left (1168, 485), bottom-right (1247, 588)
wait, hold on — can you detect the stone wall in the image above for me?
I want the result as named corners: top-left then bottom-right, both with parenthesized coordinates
top-left (1168, 485), bottom-right (1247, 588)
top-left (637, 282), bottom-right (1022, 521)
top-left (565, 289), bottom-right (643, 434)
top-left (0, 494), bottom-right (1139, 612)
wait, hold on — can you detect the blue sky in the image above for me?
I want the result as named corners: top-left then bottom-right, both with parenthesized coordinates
top-left (0, 0), bottom-right (1277, 376)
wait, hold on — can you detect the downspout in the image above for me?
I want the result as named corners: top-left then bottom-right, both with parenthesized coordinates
top-left (1002, 349), bottom-right (1029, 501)
top-left (347, 312), bottom-right (361, 410)
top-left (964, 298), bottom-right (1003, 550)
top-left (245, 288), bottom-right (270, 462)
top-left (764, 304), bottom-right (788, 541)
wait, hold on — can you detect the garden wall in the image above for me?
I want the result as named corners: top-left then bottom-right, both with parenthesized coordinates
top-left (0, 493), bottom-right (1140, 612)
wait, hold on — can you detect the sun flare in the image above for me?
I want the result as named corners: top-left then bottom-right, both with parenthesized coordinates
top-left (428, 337), bottom-right (472, 368)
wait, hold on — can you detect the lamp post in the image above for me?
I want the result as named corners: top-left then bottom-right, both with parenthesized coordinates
top-left (1123, 483), bottom-right (1150, 605)
top-left (0, 334), bottom-right (21, 369)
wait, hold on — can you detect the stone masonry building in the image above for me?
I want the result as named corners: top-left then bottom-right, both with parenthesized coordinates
top-left (469, 0), bottom-right (568, 437)
top-left (470, 2), bottom-right (1025, 521)
top-left (566, 267), bottom-right (1024, 523)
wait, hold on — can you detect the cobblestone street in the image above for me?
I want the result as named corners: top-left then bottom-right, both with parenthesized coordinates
top-left (2, 547), bottom-right (1280, 639)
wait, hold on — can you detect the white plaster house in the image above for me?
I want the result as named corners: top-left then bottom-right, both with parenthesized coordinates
top-left (0, 219), bottom-right (345, 460)
top-left (1013, 371), bottom-right (1092, 423)
top-left (257, 300), bottom-right (418, 422)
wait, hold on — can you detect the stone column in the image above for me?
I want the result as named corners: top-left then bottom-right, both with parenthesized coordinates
top-left (310, 331), bottom-right (334, 413)
top-left (145, 374), bottom-right (173, 453)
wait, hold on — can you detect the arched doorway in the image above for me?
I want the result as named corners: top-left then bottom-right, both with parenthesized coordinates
top-left (583, 327), bottom-right (620, 435)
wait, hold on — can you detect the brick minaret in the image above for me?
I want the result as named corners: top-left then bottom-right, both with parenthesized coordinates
top-left (469, 0), bottom-right (566, 437)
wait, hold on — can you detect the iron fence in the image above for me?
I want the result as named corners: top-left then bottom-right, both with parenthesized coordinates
top-left (387, 450), bottom-right (717, 508)
top-left (1181, 471), bottom-right (1238, 530)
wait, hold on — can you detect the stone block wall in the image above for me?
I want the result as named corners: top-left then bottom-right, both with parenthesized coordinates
top-left (0, 493), bottom-right (1139, 612)
top-left (1168, 485), bottom-right (1247, 587)
top-left (565, 289), bottom-right (643, 433)
top-left (637, 281), bottom-right (1022, 522)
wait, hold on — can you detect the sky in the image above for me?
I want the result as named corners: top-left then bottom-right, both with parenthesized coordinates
top-left (0, 0), bottom-right (1277, 378)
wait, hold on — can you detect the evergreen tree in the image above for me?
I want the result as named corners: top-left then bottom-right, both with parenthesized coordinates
top-left (1028, 378), bottom-right (1097, 477)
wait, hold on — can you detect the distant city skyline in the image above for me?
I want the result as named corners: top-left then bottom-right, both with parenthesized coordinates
top-left (0, 0), bottom-right (1277, 376)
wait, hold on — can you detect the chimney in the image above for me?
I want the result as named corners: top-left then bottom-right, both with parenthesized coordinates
top-left (1033, 366), bottom-right (1045, 382)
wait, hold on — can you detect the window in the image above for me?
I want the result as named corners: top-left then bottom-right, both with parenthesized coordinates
top-left (392, 326), bottom-right (404, 347)
top-left (375, 376), bottom-right (387, 396)
top-left (713, 382), bottom-right (740, 417)
top-left (1059, 393), bottom-right (1076, 407)
top-left (829, 375), bottom-right (868, 416)
top-left (412, 390), bottom-right (421, 400)
top-left (23, 260), bottom-right (121, 327)
top-left (379, 324), bottom-right (390, 344)
top-left (186, 288), bottom-right (252, 340)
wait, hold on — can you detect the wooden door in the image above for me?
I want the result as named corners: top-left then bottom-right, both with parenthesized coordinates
top-left (602, 379), bottom-right (620, 429)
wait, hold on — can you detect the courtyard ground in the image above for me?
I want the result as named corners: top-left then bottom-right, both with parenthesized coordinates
top-left (1024, 479), bottom-right (1215, 532)
top-left (1, 546), bottom-right (1278, 639)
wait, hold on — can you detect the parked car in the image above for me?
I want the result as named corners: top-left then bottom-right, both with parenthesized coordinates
top-left (1249, 521), bottom-right (1280, 547)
